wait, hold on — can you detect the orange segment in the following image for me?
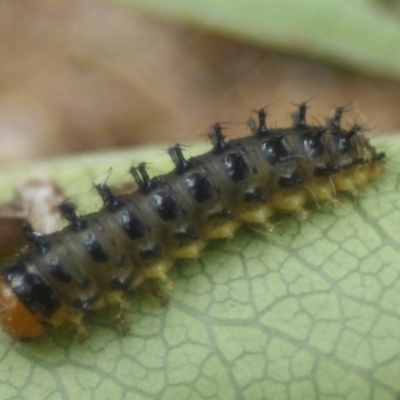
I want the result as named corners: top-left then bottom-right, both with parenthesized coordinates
top-left (0, 278), bottom-right (44, 339)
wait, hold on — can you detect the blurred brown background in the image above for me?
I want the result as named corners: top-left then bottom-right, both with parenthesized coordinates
top-left (0, 0), bottom-right (399, 165)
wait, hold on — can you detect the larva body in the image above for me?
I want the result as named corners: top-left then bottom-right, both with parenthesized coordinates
top-left (0, 104), bottom-right (385, 340)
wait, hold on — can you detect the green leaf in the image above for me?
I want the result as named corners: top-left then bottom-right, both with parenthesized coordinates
top-left (0, 137), bottom-right (399, 400)
top-left (114, 0), bottom-right (400, 80)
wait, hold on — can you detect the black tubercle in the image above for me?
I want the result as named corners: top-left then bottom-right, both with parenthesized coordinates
top-left (59, 202), bottom-right (87, 231)
top-left (262, 136), bottom-right (290, 166)
top-left (95, 183), bottom-right (121, 212)
top-left (209, 209), bottom-right (234, 221)
top-left (119, 210), bottom-right (146, 240)
top-left (279, 172), bottom-right (304, 188)
top-left (337, 124), bottom-right (360, 155)
top-left (243, 187), bottom-right (265, 203)
top-left (23, 223), bottom-right (48, 254)
top-left (140, 243), bottom-right (162, 261)
top-left (222, 152), bottom-right (251, 182)
top-left (330, 106), bottom-right (345, 129)
top-left (348, 124), bottom-right (361, 139)
top-left (314, 163), bottom-right (340, 176)
top-left (72, 292), bottom-right (101, 312)
top-left (209, 124), bottom-right (229, 154)
top-left (351, 158), bottom-right (366, 166)
top-left (150, 191), bottom-right (180, 221)
top-left (254, 108), bottom-right (269, 137)
top-left (328, 107), bottom-right (348, 129)
top-left (168, 144), bottom-right (192, 174)
top-left (185, 171), bottom-right (215, 203)
top-left (302, 128), bottom-right (325, 158)
top-left (110, 274), bottom-right (135, 291)
top-left (373, 152), bottom-right (386, 161)
top-left (47, 257), bottom-right (73, 284)
top-left (174, 226), bottom-right (199, 242)
top-left (294, 102), bottom-right (308, 129)
top-left (82, 233), bottom-right (109, 263)
top-left (130, 163), bottom-right (154, 193)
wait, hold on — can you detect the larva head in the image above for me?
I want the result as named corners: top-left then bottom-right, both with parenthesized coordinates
top-left (0, 278), bottom-right (44, 339)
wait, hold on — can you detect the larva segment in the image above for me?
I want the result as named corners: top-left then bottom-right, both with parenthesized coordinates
top-left (0, 278), bottom-right (44, 339)
top-left (0, 104), bottom-right (385, 340)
